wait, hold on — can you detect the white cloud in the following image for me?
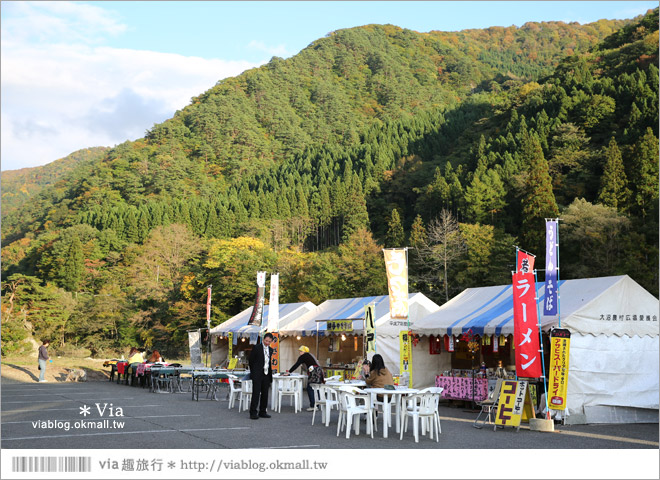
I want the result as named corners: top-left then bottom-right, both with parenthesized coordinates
top-left (0, 2), bottom-right (265, 171)
top-left (248, 40), bottom-right (290, 57)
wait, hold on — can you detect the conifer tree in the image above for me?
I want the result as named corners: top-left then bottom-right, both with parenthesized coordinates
top-left (63, 237), bottom-right (84, 292)
top-left (598, 137), bottom-right (631, 211)
top-left (385, 208), bottom-right (405, 247)
top-left (409, 214), bottom-right (427, 248)
top-left (521, 134), bottom-right (559, 252)
top-left (629, 128), bottom-right (659, 219)
top-left (123, 209), bottom-right (139, 244)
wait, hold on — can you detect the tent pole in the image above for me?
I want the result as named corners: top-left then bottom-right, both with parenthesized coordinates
top-left (534, 269), bottom-right (551, 420)
top-left (556, 218), bottom-right (562, 328)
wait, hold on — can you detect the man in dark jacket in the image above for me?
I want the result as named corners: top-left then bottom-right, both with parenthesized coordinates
top-left (248, 333), bottom-right (274, 420)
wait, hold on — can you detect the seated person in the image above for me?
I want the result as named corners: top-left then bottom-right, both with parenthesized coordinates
top-left (363, 354), bottom-right (394, 390)
top-left (147, 350), bottom-right (164, 363)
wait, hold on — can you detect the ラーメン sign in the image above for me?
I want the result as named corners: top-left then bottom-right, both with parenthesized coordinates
top-left (383, 248), bottom-right (409, 319)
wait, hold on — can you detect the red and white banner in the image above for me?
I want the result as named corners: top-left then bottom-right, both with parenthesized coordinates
top-left (512, 271), bottom-right (542, 378)
top-left (383, 248), bottom-right (409, 319)
top-left (516, 250), bottom-right (535, 274)
top-left (206, 286), bottom-right (212, 331)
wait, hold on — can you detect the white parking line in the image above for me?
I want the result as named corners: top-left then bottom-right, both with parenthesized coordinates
top-left (250, 445), bottom-right (321, 449)
top-left (2, 398), bottom-right (135, 403)
top-left (3, 427), bottom-right (251, 441)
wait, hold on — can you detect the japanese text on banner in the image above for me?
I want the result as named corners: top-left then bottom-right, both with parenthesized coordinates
top-left (512, 271), bottom-right (542, 378)
top-left (544, 220), bottom-right (558, 316)
top-left (549, 329), bottom-right (571, 410)
top-left (267, 274), bottom-right (279, 332)
top-left (517, 250), bottom-right (535, 273)
top-left (383, 248), bottom-right (409, 319)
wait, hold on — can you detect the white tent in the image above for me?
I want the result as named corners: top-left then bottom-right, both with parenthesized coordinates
top-left (279, 293), bottom-right (440, 387)
top-left (414, 275), bottom-right (659, 424)
top-left (209, 302), bottom-right (315, 367)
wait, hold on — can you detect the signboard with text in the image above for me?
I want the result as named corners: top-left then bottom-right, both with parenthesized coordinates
top-left (327, 320), bottom-right (353, 333)
top-left (399, 330), bottom-right (413, 387)
top-left (495, 380), bottom-right (535, 430)
top-left (548, 328), bottom-right (571, 410)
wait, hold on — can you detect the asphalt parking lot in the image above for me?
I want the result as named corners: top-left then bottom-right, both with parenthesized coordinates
top-left (2, 379), bottom-right (658, 450)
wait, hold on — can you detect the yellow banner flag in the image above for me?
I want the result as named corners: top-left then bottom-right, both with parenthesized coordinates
top-left (365, 304), bottom-right (376, 353)
top-left (548, 329), bottom-right (571, 410)
top-left (383, 248), bottom-right (409, 319)
top-left (399, 330), bottom-right (413, 387)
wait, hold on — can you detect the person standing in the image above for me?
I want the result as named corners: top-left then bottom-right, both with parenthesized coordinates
top-left (248, 333), bottom-right (274, 420)
top-left (38, 340), bottom-right (50, 383)
top-left (285, 345), bottom-right (323, 411)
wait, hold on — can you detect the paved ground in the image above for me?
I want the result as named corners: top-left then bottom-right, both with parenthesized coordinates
top-left (2, 379), bottom-right (658, 449)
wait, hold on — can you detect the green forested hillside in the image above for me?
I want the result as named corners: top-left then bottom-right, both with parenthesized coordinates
top-left (2, 12), bottom-right (657, 357)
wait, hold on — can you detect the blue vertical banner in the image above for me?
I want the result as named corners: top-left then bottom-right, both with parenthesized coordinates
top-left (544, 220), bottom-right (558, 316)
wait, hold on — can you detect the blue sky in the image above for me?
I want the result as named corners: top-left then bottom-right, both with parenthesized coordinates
top-left (1, 1), bottom-right (656, 171)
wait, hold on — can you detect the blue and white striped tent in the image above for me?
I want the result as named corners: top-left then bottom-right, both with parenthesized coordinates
top-left (210, 302), bottom-right (316, 339)
top-left (414, 275), bottom-right (659, 338)
top-left (280, 293), bottom-right (440, 337)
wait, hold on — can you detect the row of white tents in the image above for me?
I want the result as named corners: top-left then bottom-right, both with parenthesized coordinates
top-left (210, 275), bottom-right (659, 425)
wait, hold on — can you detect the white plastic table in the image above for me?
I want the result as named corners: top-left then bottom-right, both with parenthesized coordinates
top-left (271, 374), bottom-right (305, 412)
top-left (325, 380), bottom-right (367, 387)
top-left (364, 387), bottom-right (419, 439)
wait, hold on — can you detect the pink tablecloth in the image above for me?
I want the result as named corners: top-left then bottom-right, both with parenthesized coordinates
top-left (435, 376), bottom-right (488, 402)
top-left (136, 363), bottom-right (169, 375)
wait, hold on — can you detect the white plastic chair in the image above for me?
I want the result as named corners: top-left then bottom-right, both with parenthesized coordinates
top-left (371, 392), bottom-right (397, 429)
top-left (336, 387), bottom-right (374, 439)
top-left (325, 375), bottom-right (342, 382)
top-left (312, 385), bottom-right (340, 427)
top-left (277, 377), bottom-right (300, 413)
top-left (227, 375), bottom-right (242, 409)
top-left (239, 379), bottom-right (252, 412)
top-left (400, 392), bottom-right (442, 442)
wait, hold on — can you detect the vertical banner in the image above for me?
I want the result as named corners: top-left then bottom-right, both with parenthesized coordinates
top-left (544, 220), bottom-right (559, 316)
top-left (512, 271), bottom-right (543, 378)
top-left (206, 286), bottom-right (212, 331)
top-left (266, 273), bottom-right (280, 332)
top-left (247, 271), bottom-right (267, 326)
top-left (383, 248), bottom-right (409, 319)
top-left (444, 335), bottom-right (455, 352)
top-left (270, 332), bottom-right (279, 373)
top-left (188, 330), bottom-right (203, 367)
top-left (516, 250), bottom-right (535, 273)
top-left (399, 330), bottom-right (413, 386)
top-left (365, 304), bottom-right (376, 353)
top-left (493, 335), bottom-right (499, 353)
top-left (548, 328), bottom-right (571, 410)
top-left (227, 332), bottom-right (233, 361)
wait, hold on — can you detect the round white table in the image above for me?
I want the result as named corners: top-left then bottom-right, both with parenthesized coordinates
top-left (271, 373), bottom-right (305, 412)
top-left (364, 387), bottom-right (419, 439)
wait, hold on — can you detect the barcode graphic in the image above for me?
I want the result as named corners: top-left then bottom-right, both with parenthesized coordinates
top-left (11, 456), bottom-right (92, 473)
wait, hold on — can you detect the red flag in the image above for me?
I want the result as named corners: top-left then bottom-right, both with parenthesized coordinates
top-left (517, 250), bottom-right (535, 273)
top-left (512, 271), bottom-right (542, 378)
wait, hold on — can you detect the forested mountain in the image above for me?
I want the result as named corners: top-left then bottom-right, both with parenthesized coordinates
top-left (2, 11), bottom-right (657, 357)
top-left (1, 147), bottom-right (109, 220)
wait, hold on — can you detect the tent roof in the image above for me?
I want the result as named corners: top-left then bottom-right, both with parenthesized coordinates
top-left (280, 293), bottom-right (440, 337)
top-left (413, 275), bottom-right (658, 338)
top-left (210, 302), bottom-right (316, 336)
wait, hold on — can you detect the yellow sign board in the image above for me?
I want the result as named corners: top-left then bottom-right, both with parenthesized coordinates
top-left (227, 332), bottom-right (233, 361)
top-left (399, 330), bottom-right (412, 387)
top-left (270, 332), bottom-right (279, 373)
top-left (548, 329), bottom-right (571, 410)
top-left (495, 380), bottom-right (535, 431)
top-left (228, 357), bottom-right (238, 370)
top-left (327, 320), bottom-right (353, 332)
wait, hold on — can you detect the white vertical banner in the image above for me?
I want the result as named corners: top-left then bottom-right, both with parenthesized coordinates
top-left (267, 273), bottom-right (279, 332)
top-left (247, 271), bottom-right (267, 327)
top-left (383, 248), bottom-right (409, 319)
